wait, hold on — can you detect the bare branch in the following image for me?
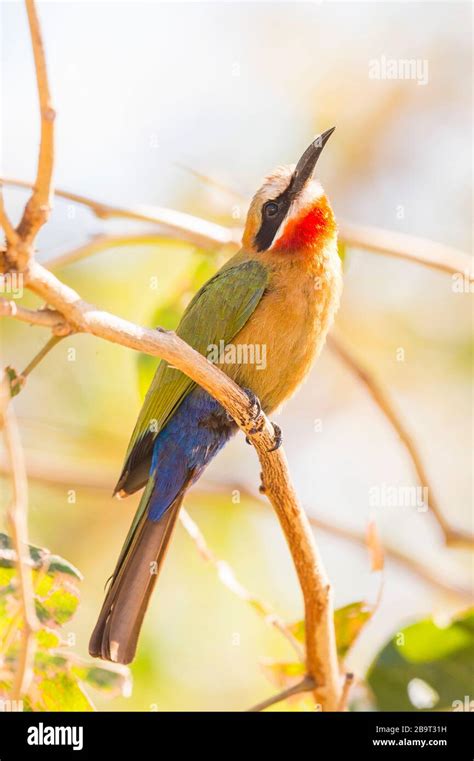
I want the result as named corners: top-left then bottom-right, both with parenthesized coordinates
top-left (0, 186), bottom-right (19, 248)
top-left (328, 333), bottom-right (474, 549)
top-left (0, 375), bottom-right (38, 699)
top-left (247, 676), bottom-right (316, 712)
top-left (15, 0), bottom-right (55, 248)
top-left (2, 177), bottom-right (239, 251)
top-left (338, 220), bottom-right (473, 280)
top-left (0, 297), bottom-right (69, 334)
top-left (180, 508), bottom-right (304, 660)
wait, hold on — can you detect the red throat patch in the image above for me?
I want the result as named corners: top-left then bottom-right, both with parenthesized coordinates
top-left (273, 195), bottom-right (336, 254)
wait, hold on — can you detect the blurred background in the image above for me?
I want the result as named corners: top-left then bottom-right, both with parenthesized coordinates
top-left (0, 1), bottom-right (472, 710)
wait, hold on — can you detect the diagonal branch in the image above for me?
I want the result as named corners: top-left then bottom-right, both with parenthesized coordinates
top-left (247, 676), bottom-right (316, 712)
top-left (327, 333), bottom-right (473, 548)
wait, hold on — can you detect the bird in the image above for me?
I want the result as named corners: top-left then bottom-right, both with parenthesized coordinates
top-left (89, 128), bottom-right (342, 664)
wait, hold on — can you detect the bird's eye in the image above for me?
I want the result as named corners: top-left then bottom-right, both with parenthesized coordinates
top-left (264, 202), bottom-right (279, 218)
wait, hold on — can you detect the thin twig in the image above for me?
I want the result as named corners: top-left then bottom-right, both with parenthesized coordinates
top-left (247, 676), bottom-right (316, 712)
top-left (338, 220), bottom-right (473, 280)
top-left (180, 508), bottom-right (304, 660)
top-left (175, 162), bottom-right (246, 201)
top-left (337, 672), bottom-right (354, 712)
top-left (0, 186), bottom-right (19, 247)
top-left (328, 333), bottom-right (474, 548)
top-left (307, 513), bottom-right (471, 601)
top-left (15, 0), bottom-right (55, 247)
top-left (0, 375), bottom-right (38, 699)
top-left (21, 334), bottom-right (64, 380)
top-left (46, 233), bottom-right (174, 270)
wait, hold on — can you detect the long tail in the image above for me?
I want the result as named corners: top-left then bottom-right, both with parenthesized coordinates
top-left (89, 491), bottom-right (182, 664)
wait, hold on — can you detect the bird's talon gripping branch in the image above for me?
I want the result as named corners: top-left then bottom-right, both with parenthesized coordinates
top-left (267, 423), bottom-right (282, 452)
top-left (156, 326), bottom-right (174, 334)
top-left (243, 387), bottom-right (262, 420)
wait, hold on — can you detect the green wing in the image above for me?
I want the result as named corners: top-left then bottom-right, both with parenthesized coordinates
top-left (115, 257), bottom-right (268, 494)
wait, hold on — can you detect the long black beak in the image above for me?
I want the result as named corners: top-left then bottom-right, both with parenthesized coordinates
top-left (291, 127), bottom-right (335, 196)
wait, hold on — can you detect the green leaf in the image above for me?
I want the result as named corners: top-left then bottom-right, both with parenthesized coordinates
top-left (367, 609), bottom-right (474, 711)
top-left (35, 673), bottom-right (94, 712)
top-left (0, 533), bottom-right (82, 580)
top-left (35, 588), bottom-right (79, 626)
top-left (5, 366), bottom-right (23, 398)
top-left (71, 662), bottom-right (132, 698)
top-left (288, 619), bottom-right (305, 644)
top-left (0, 535), bottom-right (131, 710)
top-left (337, 240), bottom-right (347, 265)
top-left (35, 628), bottom-right (61, 650)
top-left (334, 602), bottom-right (372, 658)
top-left (290, 601), bottom-right (372, 659)
top-left (0, 533), bottom-right (81, 627)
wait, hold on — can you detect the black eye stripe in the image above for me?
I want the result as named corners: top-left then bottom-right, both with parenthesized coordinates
top-left (254, 177), bottom-right (296, 252)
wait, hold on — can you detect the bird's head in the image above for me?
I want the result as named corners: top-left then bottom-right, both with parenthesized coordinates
top-left (243, 128), bottom-right (336, 258)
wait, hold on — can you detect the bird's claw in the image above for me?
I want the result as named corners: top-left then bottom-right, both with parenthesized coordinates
top-left (242, 387), bottom-right (265, 435)
top-left (267, 423), bottom-right (282, 452)
top-left (243, 387), bottom-right (262, 420)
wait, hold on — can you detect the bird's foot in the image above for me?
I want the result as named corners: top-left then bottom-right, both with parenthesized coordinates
top-left (242, 387), bottom-right (265, 435)
top-left (267, 423), bottom-right (282, 452)
top-left (225, 387), bottom-right (262, 424)
top-left (243, 388), bottom-right (262, 419)
top-left (156, 326), bottom-right (174, 334)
